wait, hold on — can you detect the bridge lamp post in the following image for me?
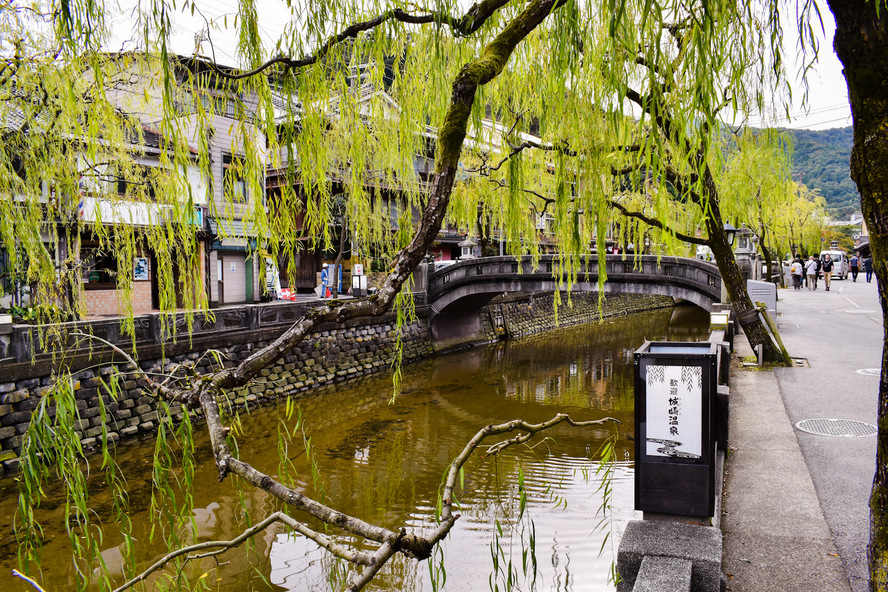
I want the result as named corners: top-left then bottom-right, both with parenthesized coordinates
top-left (723, 223), bottom-right (737, 247)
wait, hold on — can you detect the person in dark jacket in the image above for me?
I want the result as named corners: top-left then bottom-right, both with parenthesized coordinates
top-left (821, 254), bottom-right (834, 291)
top-left (850, 254), bottom-right (860, 282)
top-left (813, 256), bottom-right (822, 289)
top-left (864, 256), bottom-right (874, 283)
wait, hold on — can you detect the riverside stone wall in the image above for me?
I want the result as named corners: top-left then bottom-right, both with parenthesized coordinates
top-left (0, 314), bottom-right (433, 472)
top-left (479, 291), bottom-right (676, 340)
top-left (0, 291), bottom-right (676, 472)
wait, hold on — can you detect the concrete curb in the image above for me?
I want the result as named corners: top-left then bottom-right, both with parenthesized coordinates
top-left (617, 520), bottom-right (724, 592)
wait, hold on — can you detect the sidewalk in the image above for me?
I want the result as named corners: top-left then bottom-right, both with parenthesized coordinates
top-left (722, 277), bottom-right (881, 591)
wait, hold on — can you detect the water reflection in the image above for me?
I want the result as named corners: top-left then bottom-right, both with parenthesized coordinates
top-left (0, 304), bottom-right (710, 592)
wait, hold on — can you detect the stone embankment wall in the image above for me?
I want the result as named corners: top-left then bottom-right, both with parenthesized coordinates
top-left (0, 312), bottom-right (433, 472)
top-left (0, 291), bottom-right (675, 472)
top-left (480, 292), bottom-right (675, 340)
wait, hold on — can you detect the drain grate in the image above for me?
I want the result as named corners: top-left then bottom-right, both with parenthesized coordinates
top-left (791, 358), bottom-right (810, 368)
top-left (857, 368), bottom-right (881, 377)
top-left (796, 418), bottom-right (877, 438)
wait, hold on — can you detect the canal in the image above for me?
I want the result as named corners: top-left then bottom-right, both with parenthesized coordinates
top-left (0, 304), bottom-right (710, 592)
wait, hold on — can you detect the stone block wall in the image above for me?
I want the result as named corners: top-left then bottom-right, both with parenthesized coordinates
top-left (480, 292), bottom-right (675, 340)
top-left (0, 315), bottom-right (433, 472)
top-left (0, 291), bottom-right (675, 473)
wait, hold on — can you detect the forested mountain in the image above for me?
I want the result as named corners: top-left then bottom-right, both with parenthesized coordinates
top-left (782, 126), bottom-right (860, 218)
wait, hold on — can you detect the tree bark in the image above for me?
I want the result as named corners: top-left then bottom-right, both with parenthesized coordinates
top-left (828, 3), bottom-right (888, 589)
top-left (700, 168), bottom-right (784, 362)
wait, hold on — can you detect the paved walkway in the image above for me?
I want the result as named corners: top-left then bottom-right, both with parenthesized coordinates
top-left (722, 277), bottom-right (881, 591)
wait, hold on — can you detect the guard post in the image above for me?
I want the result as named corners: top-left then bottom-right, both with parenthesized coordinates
top-left (634, 341), bottom-right (718, 518)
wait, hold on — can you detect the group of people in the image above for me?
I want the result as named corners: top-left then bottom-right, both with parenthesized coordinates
top-left (848, 253), bottom-right (874, 283)
top-left (789, 252), bottom-right (874, 291)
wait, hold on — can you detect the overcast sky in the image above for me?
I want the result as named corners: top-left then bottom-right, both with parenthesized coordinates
top-left (110, 1), bottom-right (852, 131)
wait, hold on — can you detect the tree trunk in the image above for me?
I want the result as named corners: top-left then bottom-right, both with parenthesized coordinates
top-left (828, 3), bottom-right (888, 589)
top-left (331, 214), bottom-right (348, 299)
top-left (703, 174), bottom-right (784, 363)
top-left (760, 242), bottom-right (780, 287)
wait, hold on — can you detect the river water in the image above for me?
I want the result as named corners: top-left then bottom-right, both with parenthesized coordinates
top-left (0, 305), bottom-right (710, 592)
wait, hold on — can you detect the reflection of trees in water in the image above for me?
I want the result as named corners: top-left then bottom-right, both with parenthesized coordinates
top-left (467, 305), bottom-right (710, 413)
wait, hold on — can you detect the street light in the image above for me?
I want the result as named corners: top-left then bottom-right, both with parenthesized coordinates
top-left (723, 223), bottom-right (737, 247)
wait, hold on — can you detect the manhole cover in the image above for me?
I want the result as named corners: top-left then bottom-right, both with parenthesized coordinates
top-left (796, 418), bottom-right (877, 437)
top-left (845, 309), bottom-right (879, 314)
top-left (857, 368), bottom-right (881, 376)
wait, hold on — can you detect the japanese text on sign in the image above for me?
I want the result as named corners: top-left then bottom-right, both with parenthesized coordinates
top-left (645, 365), bottom-right (703, 459)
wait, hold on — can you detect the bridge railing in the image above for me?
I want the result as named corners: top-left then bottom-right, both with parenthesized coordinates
top-left (427, 254), bottom-right (721, 304)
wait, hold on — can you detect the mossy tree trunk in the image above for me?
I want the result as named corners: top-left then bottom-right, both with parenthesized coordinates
top-left (828, 2), bottom-right (888, 589)
top-left (702, 179), bottom-right (783, 363)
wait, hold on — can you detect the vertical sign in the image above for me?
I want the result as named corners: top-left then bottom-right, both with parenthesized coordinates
top-left (645, 365), bottom-right (703, 460)
top-left (634, 341), bottom-right (717, 517)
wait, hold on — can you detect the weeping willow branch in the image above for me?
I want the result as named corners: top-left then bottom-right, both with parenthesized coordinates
top-left (606, 198), bottom-right (708, 245)
top-left (205, 0), bottom-right (515, 81)
top-left (69, 330), bottom-right (180, 401)
top-left (484, 176), bottom-right (552, 215)
top-left (177, 4), bottom-right (573, 589)
top-left (483, 415), bottom-right (618, 455)
top-left (155, 411), bottom-right (615, 592)
top-left (12, 570), bottom-right (46, 592)
top-left (475, 136), bottom-right (641, 176)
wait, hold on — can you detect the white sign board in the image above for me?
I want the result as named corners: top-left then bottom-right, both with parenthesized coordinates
top-left (353, 263), bottom-right (364, 276)
top-left (645, 365), bottom-right (703, 459)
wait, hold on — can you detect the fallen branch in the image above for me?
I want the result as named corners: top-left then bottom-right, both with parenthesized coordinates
top-left (111, 511), bottom-right (373, 592)
top-left (167, 411), bottom-right (616, 592)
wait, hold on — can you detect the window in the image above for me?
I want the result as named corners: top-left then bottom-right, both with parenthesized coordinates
top-left (0, 247), bottom-right (12, 294)
top-left (223, 154), bottom-right (247, 204)
top-left (116, 164), bottom-right (157, 201)
top-left (81, 244), bottom-right (118, 289)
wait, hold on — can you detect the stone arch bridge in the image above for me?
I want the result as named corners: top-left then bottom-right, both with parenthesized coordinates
top-left (424, 254), bottom-right (721, 344)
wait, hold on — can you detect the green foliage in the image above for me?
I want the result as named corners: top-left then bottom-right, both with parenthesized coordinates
top-left (0, 0), bottom-right (820, 589)
top-left (16, 372), bottom-right (131, 591)
top-left (720, 128), bottom-right (829, 262)
top-left (782, 127), bottom-right (860, 218)
top-left (6, 303), bottom-right (74, 324)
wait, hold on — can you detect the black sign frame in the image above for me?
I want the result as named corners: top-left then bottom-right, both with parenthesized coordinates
top-left (634, 341), bottom-right (718, 517)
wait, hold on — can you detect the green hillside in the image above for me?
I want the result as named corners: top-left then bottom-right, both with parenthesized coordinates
top-left (782, 126), bottom-right (860, 218)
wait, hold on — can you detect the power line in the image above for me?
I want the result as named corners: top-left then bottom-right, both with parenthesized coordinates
top-left (746, 103), bottom-right (851, 128)
top-left (782, 114), bottom-right (853, 129)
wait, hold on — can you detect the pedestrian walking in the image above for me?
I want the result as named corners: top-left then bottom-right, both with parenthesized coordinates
top-left (813, 256), bottom-right (822, 289)
top-left (864, 256), bottom-right (874, 283)
top-left (790, 258), bottom-right (803, 290)
top-left (320, 263), bottom-right (329, 297)
top-left (805, 256), bottom-right (818, 290)
top-left (821, 254), bottom-right (834, 291)
top-left (850, 253), bottom-right (860, 282)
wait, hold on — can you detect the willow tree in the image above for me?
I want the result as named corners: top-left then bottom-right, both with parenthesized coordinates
top-left (2, 0), bottom-right (862, 590)
top-left (719, 129), bottom-right (829, 282)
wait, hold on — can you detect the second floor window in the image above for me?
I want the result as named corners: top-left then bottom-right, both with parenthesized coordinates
top-left (116, 164), bottom-right (157, 201)
top-left (223, 154), bottom-right (246, 204)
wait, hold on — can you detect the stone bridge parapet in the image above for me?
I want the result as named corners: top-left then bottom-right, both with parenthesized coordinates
top-left (425, 255), bottom-right (721, 345)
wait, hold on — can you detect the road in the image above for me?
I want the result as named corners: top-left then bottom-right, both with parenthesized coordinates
top-left (774, 275), bottom-right (882, 591)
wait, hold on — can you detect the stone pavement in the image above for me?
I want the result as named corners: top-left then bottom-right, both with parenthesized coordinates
top-left (722, 276), bottom-right (881, 591)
